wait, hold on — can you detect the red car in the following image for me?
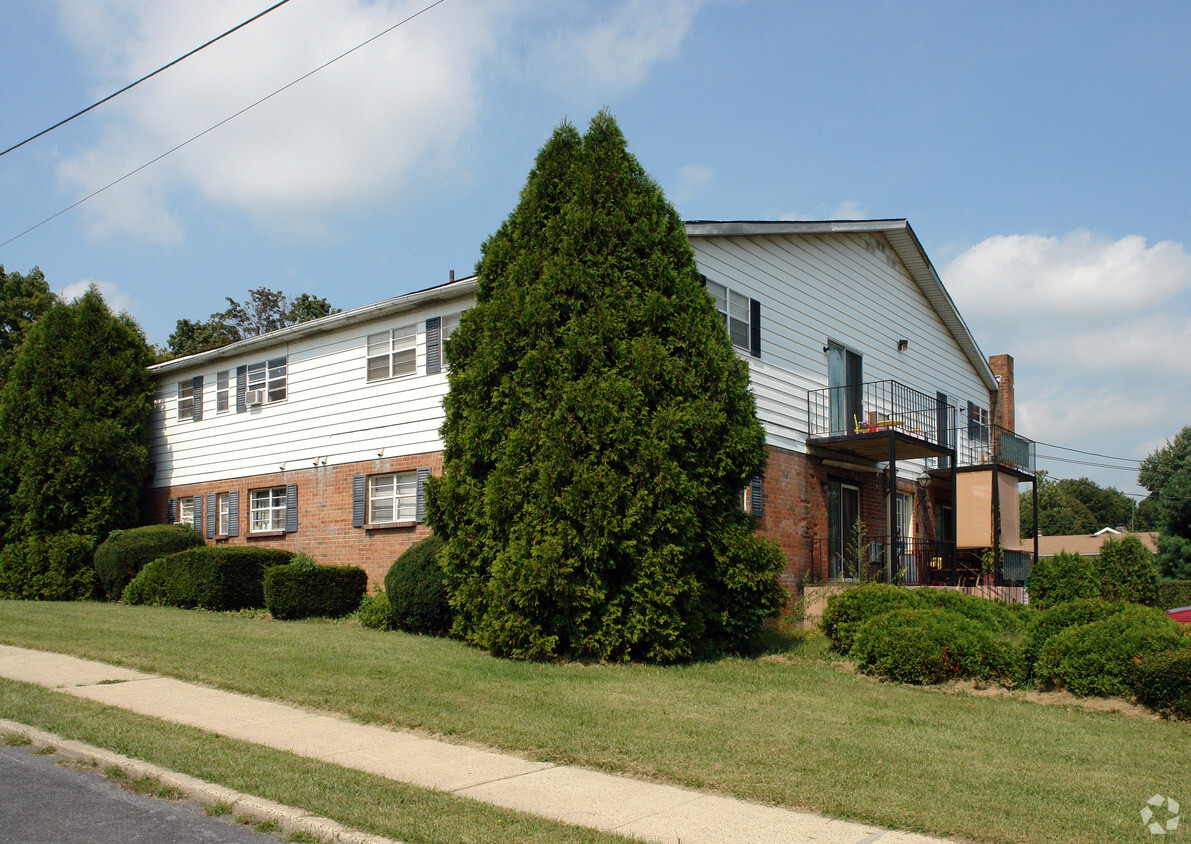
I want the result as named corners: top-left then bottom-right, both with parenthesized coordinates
top-left (1167, 606), bottom-right (1191, 624)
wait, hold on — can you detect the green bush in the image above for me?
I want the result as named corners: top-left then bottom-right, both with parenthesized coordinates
top-left (1036, 604), bottom-right (1186, 697)
top-left (850, 607), bottom-right (1013, 684)
top-left (1096, 535), bottom-right (1160, 606)
top-left (0, 532), bottom-right (98, 600)
top-left (1133, 647), bottom-right (1191, 719)
top-left (156, 546), bottom-right (292, 610)
top-left (1028, 551), bottom-right (1099, 610)
top-left (385, 535), bottom-right (451, 634)
top-left (1016, 598), bottom-right (1127, 683)
top-left (263, 555), bottom-right (368, 620)
top-left (356, 588), bottom-right (393, 630)
top-left (820, 583), bottom-right (919, 654)
top-left (122, 557), bottom-right (167, 605)
top-left (94, 523), bottom-right (205, 601)
top-left (1158, 580), bottom-right (1191, 610)
top-left (914, 588), bottom-right (1028, 636)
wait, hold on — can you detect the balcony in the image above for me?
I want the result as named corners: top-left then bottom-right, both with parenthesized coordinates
top-left (951, 423), bottom-right (1036, 477)
top-left (807, 380), bottom-right (955, 463)
top-left (811, 538), bottom-right (1032, 588)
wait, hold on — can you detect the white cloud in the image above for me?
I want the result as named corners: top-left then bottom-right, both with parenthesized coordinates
top-left (58, 278), bottom-right (135, 315)
top-left (943, 229), bottom-right (1191, 492)
top-left (671, 163), bottom-right (712, 203)
top-left (778, 199), bottom-right (869, 222)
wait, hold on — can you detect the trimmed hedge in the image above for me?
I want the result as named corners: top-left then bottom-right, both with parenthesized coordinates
top-left (1028, 551), bottom-right (1099, 610)
top-left (850, 607), bottom-right (1013, 684)
top-left (1158, 580), bottom-right (1191, 610)
top-left (1016, 598), bottom-right (1127, 683)
top-left (820, 583), bottom-right (919, 654)
top-left (385, 535), bottom-right (450, 634)
top-left (94, 524), bottom-right (205, 600)
top-left (0, 532), bottom-right (98, 601)
top-left (144, 546), bottom-right (292, 610)
top-left (1036, 604), bottom-right (1186, 697)
top-left (264, 557), bottom-right (367, 620)
top-left (1134, 647), bottom-right (1191, 719)
top-left (914, 587), bottom-right (1030, 636)
top-left (123, 557), bottom-right (168, 605)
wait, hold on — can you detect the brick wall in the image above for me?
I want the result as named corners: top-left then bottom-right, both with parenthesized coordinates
top-left (143, 451), bottom-right (443, 587)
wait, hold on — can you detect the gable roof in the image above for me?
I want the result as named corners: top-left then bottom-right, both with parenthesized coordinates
top-left (684, 219), bottom-right (998, 392)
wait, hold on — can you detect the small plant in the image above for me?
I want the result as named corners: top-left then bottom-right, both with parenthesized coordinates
top-left (979, 546), bottom-right (1002, 586)
top-left (355, 587), bottom-right (393, 630)
top-left (31, 745), bottom-right (55, 756)
top-left (255, 819), bottom-right (279, 833)
top-left (285, 831), bottom-right (319, 843)
top-left (205, 800), bottom-right (233, 817)
top-left (3, 733), bottom-right (31, 746)
top-left (843, 517), bottom-right (871, 581)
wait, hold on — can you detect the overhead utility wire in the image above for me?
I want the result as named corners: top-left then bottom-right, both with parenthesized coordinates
top-left (1031, 439), bottom-right (1142, 465)
top-left (1035, 454), bottom-right (1144, 472)
top-left (1, 0), bottom-right (447, 249)
top-left (0, 0), bottom-right (295, 159)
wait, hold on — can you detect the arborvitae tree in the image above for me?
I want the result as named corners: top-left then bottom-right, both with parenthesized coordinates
top-left (0, 265), bottom-right (56, 388)
top-left (426, 112), bottom-right (785, 663)
top-left (0, 286), bottom-right (155, 543)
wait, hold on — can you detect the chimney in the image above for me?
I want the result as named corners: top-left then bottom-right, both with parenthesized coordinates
top-left (988, 354), bottom-right (1014, 433)
top-left (449, 270), bottom-right (455, 283)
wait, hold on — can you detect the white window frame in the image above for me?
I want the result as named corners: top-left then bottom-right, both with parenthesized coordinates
top-left (177, 381), bottom-right (194, 420)
top-left (216, 370), bottom-right (230, 413)
top-left (250, 486), bottom-right (287, 532)
top-left (217, 492), bottom-right (230, 535)
top-left (177, 496), bottom-right (194, 525)
top-left (247, 358), bottom-right (287, 403)
top-left (366, 324), bottom-right (417, 382)
top-left (368, 471), bottom-right (417, 524)
top-left (705, 278), bottom-right (750, 352)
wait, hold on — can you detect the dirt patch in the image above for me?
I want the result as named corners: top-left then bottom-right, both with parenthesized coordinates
top-left (937, 679), bottom-right (1161, 720)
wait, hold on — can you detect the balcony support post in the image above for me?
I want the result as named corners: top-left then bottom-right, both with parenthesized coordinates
top-left (992, 461), bottom-right (1001, 586)
top-left (886, 435), bottom-right (896, 582)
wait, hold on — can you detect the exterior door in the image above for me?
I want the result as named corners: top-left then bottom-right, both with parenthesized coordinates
top-left (827, 342), bottom-right (863, 435)
top-left (894, 492), bottom-right (915, 583)
top-left (827, 482), bottom-right (861, 579)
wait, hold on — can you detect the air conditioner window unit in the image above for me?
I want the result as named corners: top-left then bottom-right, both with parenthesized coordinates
top-left (244, 389), bottom-right (264, 407)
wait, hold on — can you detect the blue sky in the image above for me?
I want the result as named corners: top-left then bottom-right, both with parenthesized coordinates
top-left (3, 0), bottom-right (1189, 501)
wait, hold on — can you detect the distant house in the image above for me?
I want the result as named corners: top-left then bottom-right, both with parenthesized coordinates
top-left (1036, 528), bottom-right (1159, 559)
top-left (146, 219), bottom-right (1037, 594)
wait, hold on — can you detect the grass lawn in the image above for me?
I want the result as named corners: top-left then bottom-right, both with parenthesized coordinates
top-left (1, 600), bottom-right (1187, 843)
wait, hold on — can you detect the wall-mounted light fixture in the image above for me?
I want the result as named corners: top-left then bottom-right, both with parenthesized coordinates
top-left (278, 463), bottom-right (286, 471)
top-left (897, 339), bottom-right (909, 351)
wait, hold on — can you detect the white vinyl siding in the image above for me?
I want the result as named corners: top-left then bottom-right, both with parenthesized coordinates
top-left (250, 487), bottom-right (287, 532)
top-left (369, 471), bottom-right (417, 523)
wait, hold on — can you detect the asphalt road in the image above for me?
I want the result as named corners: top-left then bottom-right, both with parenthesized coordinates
top-left (0, 742), bottom-right (273, 843)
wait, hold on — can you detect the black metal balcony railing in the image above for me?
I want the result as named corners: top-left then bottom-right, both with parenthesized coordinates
top-left (813, 538), bottom-right (1032, 587)
top-left (952, 423), bottom-right (1036, 475)
top-left (807, 380), bottom-right (955, 447)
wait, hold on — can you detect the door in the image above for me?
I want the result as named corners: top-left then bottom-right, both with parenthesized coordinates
top-left (827, 342), bottom-right (863, 435)
top-left (894, 492), bottom-right (915, 583)
top-left (827, 482), bottom-right (861, 579)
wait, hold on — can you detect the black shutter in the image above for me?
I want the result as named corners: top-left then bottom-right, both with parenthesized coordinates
top-left (416, 467), bottom-right (430, 522)
top-left (192, 375), bottom-right (204, 421)
top-left (192, 494), bottom-right (203, 531)
top-left (749, 477), bottom-right (764, 517)
top-left (749, 299), bottom-right (761, 358)
top-left (352, 475), bottom-right (367, 528)
top-left (285, 484), bottom-right (298, 533)
top-left (205, 493), bottom-right (216, 538)
top-left (425, 317), bottom-right (441, 375)
top-left (167, 497), bottom-right (176, 523)
top-left (236, 365), bottom-right (247, 413)
top-left (228, 491), bottom-right (239, 537)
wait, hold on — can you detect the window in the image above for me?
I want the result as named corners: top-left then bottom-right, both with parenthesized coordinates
top-left (217, 492), bottom-right (230, 535)
top-left (703, 276), bottom-right (760, 357)
top-left (177, 496), bottom-right (194, 525)
top-left (251, 487), bottom-right (287, 532)
top-left (247, 358), bottom-right (287, 403)
top-left (216, 370), bottom-right (229, 413)
top-left (177, 381), bottom-right (194, 420)
top-left (368, 471), bottom-right (417, 523)
top-left (367, 324), bottom-right (416, 381)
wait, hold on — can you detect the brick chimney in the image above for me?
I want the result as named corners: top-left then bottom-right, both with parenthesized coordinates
top-left (988, 354), bottom-right (1014, 433)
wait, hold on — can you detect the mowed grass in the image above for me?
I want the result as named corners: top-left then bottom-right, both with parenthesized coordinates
top-left (1, 600), bottom-right (1187, 843)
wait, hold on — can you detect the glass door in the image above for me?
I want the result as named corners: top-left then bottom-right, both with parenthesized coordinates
top-left (827, 342), bottom-right (862, 435)
top-left (827, 482), bottom-right (861, 579)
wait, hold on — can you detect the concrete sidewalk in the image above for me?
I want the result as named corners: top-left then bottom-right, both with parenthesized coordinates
top-left (0, 644), bottom-right (949, 844)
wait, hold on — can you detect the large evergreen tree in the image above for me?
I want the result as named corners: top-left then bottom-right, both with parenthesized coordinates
top-left (426, 112), bottom-right (784, 663)
top-left (1138, 427), bottom-right (1191, 578)
top-left (0, 265), bottom-right (56, 388)
top-left (0, 286), bottom-right (155, 543)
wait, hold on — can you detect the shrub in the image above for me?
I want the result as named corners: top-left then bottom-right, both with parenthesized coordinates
top-left (1134, 647), bottom-right (1191, 719)
top-left (385, 535), bottom-right (451, 634)
top-left (157, 546), bottom-right (292, 610)
top-left (0, 532), bottom-right (98, 600)
top-left (820, 583), bottom-right (919, 654)
top-left (1096, 535), bottom-right (1160, 606)
top-left (356, 588), bottom-right (393, 630)
top-left (93, 524), bottom-right (205, 601)
top-left (1016, 598), bottom-right (1127, 683)
top-left (850, 607), bottom-right (1013, 684)
top-left (1036, 604), bottom-right (1186, 697)
top-left (122, 557), bottom-right (167, 605)
top-left (263, 555), bottom-right (368, 620)
top-left (1028, 551), bottom-right (1098, 610)
top-left (1158, 580), bottom-right (1191, 610)
top-left (914, 588), bottom-right (1028, 636)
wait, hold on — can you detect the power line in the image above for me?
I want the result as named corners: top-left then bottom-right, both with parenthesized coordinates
top-left (1, 0), bottom-right (446, 249)
top-left (1, 0), bottom-right (295, 159)
top-left (1031, 439), bottom-right (1142, 465)
top-left (1035, 453), bottom-right (1143, 472)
